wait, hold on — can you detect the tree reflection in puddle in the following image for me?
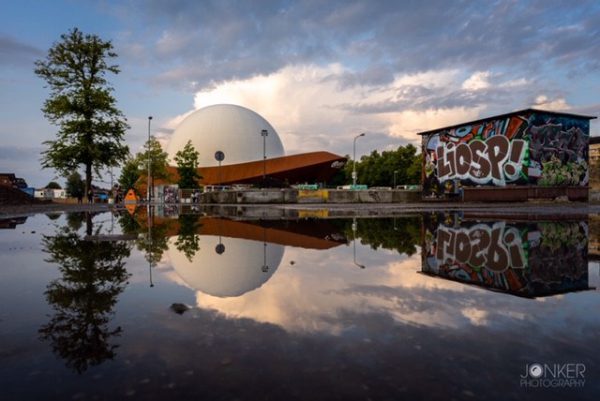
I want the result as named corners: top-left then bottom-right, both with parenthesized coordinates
top-left (39, 212), bottom-right (131, 373)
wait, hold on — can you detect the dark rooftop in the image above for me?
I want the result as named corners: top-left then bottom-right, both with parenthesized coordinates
top-left (590, 136), bottom-right (600, 145)
top-left (416, 108), bottom-right (597, 136)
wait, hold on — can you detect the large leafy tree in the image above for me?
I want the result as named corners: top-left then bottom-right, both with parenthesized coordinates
top-left (355, 144), bottom-right (421, 187)
top-left (65, 171), bottom-right (84, 198)
top-left (174, 140), bottom-right (201, 189)
top-left (136, 136), bottom-right (170, 197)
top-left (46, 181), bottom-right (62, 189)
top-left (35, 28), bottom-right (129, 195)
top-left (118, 155), bottom-right (140, 193)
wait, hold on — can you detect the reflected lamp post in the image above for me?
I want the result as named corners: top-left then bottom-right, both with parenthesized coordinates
top-left (261, 129), bottom-right (268, 184)
top-left (262, 226), bottom-right (269, 272)
top-left (148, 206), bottom-right (154, 287)
top-left (147, 116), bottom-right (153, 204)
top-left (352, 218), bottom-right (365, 269)
top-left (353, 133), bottom-right (365, 187)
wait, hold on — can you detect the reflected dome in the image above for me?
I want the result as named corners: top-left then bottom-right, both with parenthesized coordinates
top-left (168, 236), bottom-right (284, 297)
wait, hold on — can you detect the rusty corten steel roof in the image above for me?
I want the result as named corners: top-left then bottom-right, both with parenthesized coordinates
top-left (138, 151), bottom-right (346, 190)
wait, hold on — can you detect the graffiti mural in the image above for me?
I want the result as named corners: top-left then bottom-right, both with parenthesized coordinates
top-left (421, 214), bottom-right (589, 298)
top-left (422, 111), bottom-right (591, 198)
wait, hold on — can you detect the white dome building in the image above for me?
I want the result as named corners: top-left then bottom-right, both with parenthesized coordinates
top-left (166, 104), bottom-right (285, 167)
top-left (167, 235), bottom-right (284, 298)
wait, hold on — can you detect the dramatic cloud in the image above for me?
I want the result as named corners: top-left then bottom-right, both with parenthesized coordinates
top-left (117, 0), bottom-right (600, 90)
top-left (160, 64), bottom-right (564, 157)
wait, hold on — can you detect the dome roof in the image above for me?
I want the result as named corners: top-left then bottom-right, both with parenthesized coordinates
top-left (167, 104), bottom-right (285, 167)
top-left (168, 235), bottom-right (284, 297)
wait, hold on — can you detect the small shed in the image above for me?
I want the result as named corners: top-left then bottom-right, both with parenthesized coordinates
top-left (418, 108), bottom-right (596, 201)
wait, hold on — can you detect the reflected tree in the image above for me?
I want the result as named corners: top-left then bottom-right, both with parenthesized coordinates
top-left (39, 216), bottom-right (131, 373)
top-left (175, 214), bottom-right (202, 261)
top-left (118, 208), bottom-right (172, 267)
top-left (136, 217), bottom-right (171, 267)
top-left (340, 217), bottom-right (421, 256)
top-left (65, 212), bottom-right (85, 232)
top-left (117, 210), bottom-right (141, 235)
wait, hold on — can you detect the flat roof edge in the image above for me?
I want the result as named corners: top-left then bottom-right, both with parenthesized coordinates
top-left (417, 108), bottom-right (597, 136)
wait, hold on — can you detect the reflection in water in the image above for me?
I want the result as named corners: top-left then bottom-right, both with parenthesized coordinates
top-left (342, 216), bottom-right (421, 256)
top-left (39, 213), bottom-right (131, 373)
top-left (0, 216), bottom-right (27, 229)
top-left (168, 233), bottom-right (284, 297)
top-left (422, 213), bottom-right (591, 298)
top-left (174, 214), bottom-right (202, 261)
top-left (3, 210), bottom-right (600, 400)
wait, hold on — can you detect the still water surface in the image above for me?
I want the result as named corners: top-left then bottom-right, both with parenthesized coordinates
top-left (0, 210), bottom-right (599, 400)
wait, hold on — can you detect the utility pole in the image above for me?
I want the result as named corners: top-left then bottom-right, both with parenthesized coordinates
top-left (261, 129), bottom-right (268, 185)
top-left (353, 133), bottom-right (365, 187)
top-left (147, 116), bottom-right (153, 203)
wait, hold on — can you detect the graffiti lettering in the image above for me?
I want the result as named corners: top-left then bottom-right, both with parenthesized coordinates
top-left (435, 223), bottom-right (526, 272)
top-left (436, 136), bottom-right (527, 186)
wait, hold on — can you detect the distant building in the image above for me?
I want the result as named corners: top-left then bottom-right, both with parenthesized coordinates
top-left (34, 188), bottom-right (54, 199)
top-left (0, 173), bottom-right (28, 189)
top-left (589, 137), bottom-right (600, 197)
top-left (150, 104), bottom-right (346, 189)
top-left (589, 136), bottom-right (600, 162)
top-left (419, 108), bottom-right (596, 201)
top-left (0, 173), bottom-right (16, 187)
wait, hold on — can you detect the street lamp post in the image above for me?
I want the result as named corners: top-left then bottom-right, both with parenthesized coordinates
top-left (261, 129), bottom-right (268, 185)
top-left (393, 170), bottom-right (398, 189)
top-left (147, 116), bottom-right (153, 203)
top-left (353, 133), bottom-right (365, 187)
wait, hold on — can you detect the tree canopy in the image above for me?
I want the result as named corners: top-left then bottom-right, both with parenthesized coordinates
top-left (35, 28), bottom-right (129, 194)
top-left (118, 156), bottom-right (141, 193)
top-left (174, 140), bottom-right (201, 189)
top-left (46, 181), bottom-right (62, 189)
top-left (330, 144), bottom-right (422, 187)
top-left (65, 172), bottom-right (84, 197)
top-left (136, 137), bottom-right (171, 195)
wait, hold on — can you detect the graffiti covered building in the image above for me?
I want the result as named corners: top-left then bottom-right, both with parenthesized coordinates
top-left (419, 109), bottom-right (596, 201)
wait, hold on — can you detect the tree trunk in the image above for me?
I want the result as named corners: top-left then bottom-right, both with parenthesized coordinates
top-left (86, 212), bottom-right (93, 237)
top-left (85, 163), bottom-right (92, 197)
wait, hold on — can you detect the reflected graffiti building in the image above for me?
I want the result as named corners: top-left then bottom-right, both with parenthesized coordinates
top-left (419, 109), bottom-right (596, 201)
top-left (421, 214), bottom-right (592, 298)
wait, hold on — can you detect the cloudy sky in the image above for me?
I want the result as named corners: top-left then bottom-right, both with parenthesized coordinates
top-left (1, 0), bottom-right (599, 187)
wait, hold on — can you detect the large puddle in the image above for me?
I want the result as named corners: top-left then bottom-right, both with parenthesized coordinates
top-left (1, 209), bottom-right (599, 400)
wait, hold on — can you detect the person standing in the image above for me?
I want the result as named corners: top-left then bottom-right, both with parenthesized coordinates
top-left (87, 189), bottom-right (93, 204)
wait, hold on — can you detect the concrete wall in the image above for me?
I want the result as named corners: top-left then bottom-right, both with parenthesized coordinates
top-left (198, 189), bottom-right (420, 204)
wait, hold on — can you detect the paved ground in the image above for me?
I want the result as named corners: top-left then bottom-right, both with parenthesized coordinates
top-left (0, 201), bottom-right (598, 219)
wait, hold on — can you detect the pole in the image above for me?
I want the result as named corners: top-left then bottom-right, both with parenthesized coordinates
top-left (261, 129), bottom-right (268, 184)
top-left (394, 170), bottom-right (398, 188)
top-left (352, 218), bottom-right (365, 269)
top-left (147, 116), bottom-right (153, 203)
top-left (353, 133), bottom-right (365, 187)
